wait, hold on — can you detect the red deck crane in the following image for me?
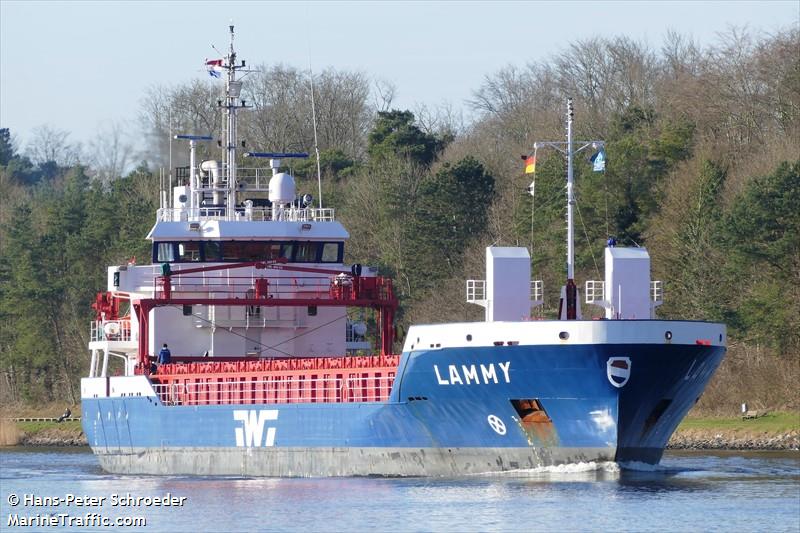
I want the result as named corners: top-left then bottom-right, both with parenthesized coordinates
top-left (120, 260), bottom-right (398, 372)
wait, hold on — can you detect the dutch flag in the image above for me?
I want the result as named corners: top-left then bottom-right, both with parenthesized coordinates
top-left (206, 59), bottom-right (223, 78)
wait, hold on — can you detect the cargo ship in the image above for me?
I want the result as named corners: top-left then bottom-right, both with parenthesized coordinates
top-left (80, 27), bottom-right (726, 476)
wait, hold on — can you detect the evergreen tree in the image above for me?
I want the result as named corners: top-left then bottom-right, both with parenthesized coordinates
top-left (604, 106), bottom-right (695, 244)
top-left (723, 160), bottom-right (800, 353)
top-left (412, 157), bottom-right (495, 281)
top-left (0, 203), bottom-right (60, 401)
top-left (367, 110), bottom-right (445, 167)
top-left (657, 159), bottom-right (728, 321)
top-left (0, 128), bottom-right (13, 166)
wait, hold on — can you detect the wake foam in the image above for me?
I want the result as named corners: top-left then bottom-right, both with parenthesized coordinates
top-left (617, 460), bottom-right (667, 472)
top-left (522, 461), bottom-right (620, 474)
top-left (478, 461), bottom-right (620, 478)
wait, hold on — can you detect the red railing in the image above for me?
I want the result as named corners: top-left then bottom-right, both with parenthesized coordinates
top-left (150, 354), bottom-right (400, 406)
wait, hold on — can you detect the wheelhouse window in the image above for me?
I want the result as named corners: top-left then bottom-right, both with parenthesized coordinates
top-left (222, 242), bottom-right (282, 261)
top-left (178, 242), bottom-right (202, 262)
top-left (294, 242), bottom-right (319, 263)
top-left (153, 240), bottom-right (344, 263)
top-left (156, 242), bottom-right (175, 262)
top-left (280, 243), bottom-right (294, 261)
top-left (204, 241), bottom-right (222, 262)
top-left (321, 242), bottom-right (341, 263)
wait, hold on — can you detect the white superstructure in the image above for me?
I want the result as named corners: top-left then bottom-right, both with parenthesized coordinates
top-left (87, 26), bottom-right (376, 379)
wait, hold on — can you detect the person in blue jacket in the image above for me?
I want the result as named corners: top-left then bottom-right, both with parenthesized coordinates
top-left (158, 343), bottom-right (172, 365)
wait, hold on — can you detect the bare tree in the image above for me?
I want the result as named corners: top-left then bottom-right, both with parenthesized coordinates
top-left (660, 29), bottom-right (702, 79)
top-left (470, 64), bottom-right (537, 116)
top-left (87, 120), bottom-right (134, 183)
top-left (314, 69), bottom-right (371, 158)
top-left (372, 78), bottom-right (396, 112)
top-left (139, 64), bottom-right (372, 170)
top-left (25, 125), bottom-right (81, 167)
top-left (241, 65), bottom-right (371, 158)
top-left (244, 64), bottom-right (309, 153)
top-left (554, 37), bottom-right (658, 129)
top-left (413, 101), bottom-right (466, 140)
top-left (139, 81), bottom-right (221, 168)
top-left (659, 27), bottom-right (800, 155)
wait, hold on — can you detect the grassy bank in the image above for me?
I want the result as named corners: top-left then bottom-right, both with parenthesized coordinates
top-left (678, 411), bottom-right (799, 433)
top-left (0, 403), bottom-right (86, 446)
top-left (669, 411), bottom-right (799, 450)
top-left (691, 346), bottom-right (799, 416)
top-left (0, 419), bottom-right (86, 446)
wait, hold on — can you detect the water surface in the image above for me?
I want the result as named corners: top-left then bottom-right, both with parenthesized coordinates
top-left (1, 448), bottom-right (798, 532)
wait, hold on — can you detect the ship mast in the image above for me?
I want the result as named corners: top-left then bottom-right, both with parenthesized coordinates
top-left (566, 98), bottom-right (575, 283)
top-left (532, 97), bottom-right (604, 320)
top-left (220, 24), bottom-right (250, 218)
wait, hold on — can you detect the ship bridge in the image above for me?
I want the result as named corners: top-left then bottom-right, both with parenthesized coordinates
top-left (149, 152), bottom-right (349, 266)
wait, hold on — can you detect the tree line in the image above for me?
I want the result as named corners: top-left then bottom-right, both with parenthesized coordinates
top-left (0, 27), bottom-right (797, 404)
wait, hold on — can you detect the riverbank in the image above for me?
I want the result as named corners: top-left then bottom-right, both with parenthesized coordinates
top-left (0, 403), bottom-right (85, 446)
top-left (667, 411), bottom-right (799, 451)
top-left (2, 412), bottom-right (798, 450)
top-left (668, 428), bottom-right (799, 450)
top-left (0, 419), bottom-right (85, 446)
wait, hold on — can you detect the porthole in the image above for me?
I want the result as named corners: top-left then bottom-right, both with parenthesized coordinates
top-left (558, 331), bottom-right (569, 340)
top-left (665, 331), bottom-right (673, 340)
top-left (466, 334), bottom-right (473, 341)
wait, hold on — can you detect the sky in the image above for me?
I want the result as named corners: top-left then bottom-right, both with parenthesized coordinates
top-left (1, 0), bottom-right (798, 152)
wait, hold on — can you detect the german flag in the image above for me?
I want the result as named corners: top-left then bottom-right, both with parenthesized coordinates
top-left (523, 155), bottom-right (536, 174)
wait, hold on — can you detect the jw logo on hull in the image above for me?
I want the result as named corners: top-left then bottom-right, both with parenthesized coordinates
top-left (607, 357), bottom-right (631, 388)
top-left (233, 409), bottom-right (279, 447)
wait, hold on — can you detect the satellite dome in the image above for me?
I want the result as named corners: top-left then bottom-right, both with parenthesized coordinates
top-left (268, 172), bottom-right (296, 204)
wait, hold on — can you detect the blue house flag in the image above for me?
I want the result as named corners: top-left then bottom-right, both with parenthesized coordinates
top-left (591, 149), bottom-right (606, 172)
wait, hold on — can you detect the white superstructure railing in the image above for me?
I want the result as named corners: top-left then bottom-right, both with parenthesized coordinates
top-left (236, 166), bottom-right (275, 189)
top-left (90, 320), bottom-right (133, 342)
top-left (187, 166), bottom-right (306, 190)
top-left (651, 280), bottom-right (664, 304)
top-left (585, 280), bottom-right (605, 303)
top-left (466, 279), bottom-right (486, 303)
top-left (156, 206), bottom-right (335, 223)
top-left (530, 280), bottom-right (544, 303)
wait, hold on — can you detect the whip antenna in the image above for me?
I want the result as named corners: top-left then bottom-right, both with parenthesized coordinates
top-left (308, 49), bottom-right (323, 209)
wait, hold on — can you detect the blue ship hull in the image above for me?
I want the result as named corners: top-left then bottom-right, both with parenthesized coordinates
top-left (82, 338), bottom-right (725, 476)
